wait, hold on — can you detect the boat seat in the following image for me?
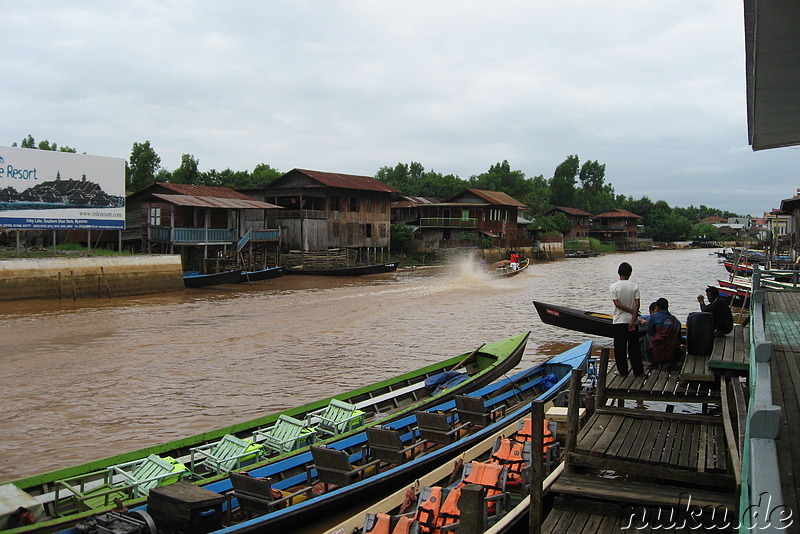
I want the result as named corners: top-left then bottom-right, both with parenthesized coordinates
top-left (227, 471), bottom-right (312, 518)
top-left (306, 399), bottom-right (365, 438)
top-left (454, 395), bottom-right (505, 428)
top-left (189, 434), bottom-right (265, 475)
top-left (414, 411), bottom-right (470, 445)
top-left (364, 512), bottom-right (421, 534)
top-left (366, 427), bottom-right (423, 466)
top-left (53, 454), bottom-right (188, 515)
top-left (515, 418), bottom-right (560, 473)
top-left (253, 415), bottom-right (316, 456)
top-left (310, 446), bottom-right (380, 488)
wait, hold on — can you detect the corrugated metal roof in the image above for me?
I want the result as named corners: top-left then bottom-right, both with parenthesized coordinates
top-left (551, 206), bottom-right (593, 217)
top-left (595, 209), bottom-right (642, 219)
top-left (157, 183), bottom-right (258, 200)
top-left (290, 169), bottom-right (400, 193)
top-left (152, 193), bottom-right (282, 209)
top-left (465, 189), bottom-right (527, 208)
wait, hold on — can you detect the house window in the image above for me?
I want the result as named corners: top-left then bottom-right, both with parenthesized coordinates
top-left (380, 224), bottom-right (387, 238)
top-left (366, 198), bottom-right (372, 212)
top-left (349, 197), bottom-right (358, 211)
top-left (149, 207), bottom-right (161, 226)
top-left (365, 224), bottom-right (373, 238)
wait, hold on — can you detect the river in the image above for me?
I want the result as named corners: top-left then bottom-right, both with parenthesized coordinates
top-left (0, 248), bottom-right (729, 484)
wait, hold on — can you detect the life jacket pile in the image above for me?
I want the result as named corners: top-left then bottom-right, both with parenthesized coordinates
top-left (365, 512), bottom-right (416, 534)
top-left (413, 461), bottom-right (505, 533)
top-left (489, 417), bottom-right (555, 487)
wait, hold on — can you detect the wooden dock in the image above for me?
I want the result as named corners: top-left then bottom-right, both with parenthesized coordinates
top-left (542, 331), bottom-right (746, 533)
top-left (765, 291), bottom-right (800, 531)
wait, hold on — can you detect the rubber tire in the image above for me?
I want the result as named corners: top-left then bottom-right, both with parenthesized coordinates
top-left (686, 312), bottom-right (714, 356)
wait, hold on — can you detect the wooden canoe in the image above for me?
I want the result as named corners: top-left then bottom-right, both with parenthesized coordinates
top-left (183, 269), bottom-right (243, 288)
top-left (284, 262), bottom-right (399, 276)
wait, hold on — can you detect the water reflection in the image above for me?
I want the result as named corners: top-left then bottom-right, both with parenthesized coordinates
top-left (0, 248), bottom-right (728, 482)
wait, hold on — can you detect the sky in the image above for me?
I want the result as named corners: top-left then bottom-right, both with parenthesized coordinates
top-left (3, 1), bottom-right (797, 216)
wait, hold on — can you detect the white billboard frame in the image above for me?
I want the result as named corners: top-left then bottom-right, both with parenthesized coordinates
top-left (0, 146), bottom-right (125, 230)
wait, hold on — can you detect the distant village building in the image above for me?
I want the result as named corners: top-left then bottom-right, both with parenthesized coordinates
top-left (542, 207), bottom-right (592, 239)
top-left (779, 189), bottom-right (800, 257)
top-left (124, 183), bottom-right (281, 273)
top-left (245, 169), bottom-right (398, 267)
top-left (589, 209), bottom-right (643, 245)
top-left (395, 189), bottom-right (530, 252)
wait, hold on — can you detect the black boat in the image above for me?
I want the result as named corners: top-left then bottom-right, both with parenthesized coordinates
top-left (284, 262), bottom-right (399, 276)
top-left (533, 300), bottom-right (646, 338)
top-left (238, 266), bottom-right (285, 282)
top-left (183, 269), bottom-right (243, 288)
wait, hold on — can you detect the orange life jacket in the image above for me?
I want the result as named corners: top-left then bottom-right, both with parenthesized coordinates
top-left (516, 418), bottom-right (556, 454)
top-left (489, 437), bottom-right (527, 486)
top-left (460, 461), bottom-right (503, 513)
top-left (366, 513), bottom-right (415, 534)
top-left (414, 486), bottom-right (443, 533)
top-left (436, 487), bottom-right (462, 531)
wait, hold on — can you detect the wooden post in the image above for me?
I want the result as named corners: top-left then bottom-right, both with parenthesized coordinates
top-left (458, 484), bottom-right (486, 534)
top-left (528, 400), bottom-right (544, 534)
top-left (57, 272), bottom-right (62, 300)
top-left (597, 345), bottom-right (610, 407)
top-left (100, 266), bottom-right (113, 298)
top-left (565, 368), bottom-right (584, 473)
top-left (69, 269), bottom-right (77, 301)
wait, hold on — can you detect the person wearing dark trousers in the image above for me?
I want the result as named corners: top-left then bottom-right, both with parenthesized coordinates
top-left (610, 262), bottom-right (644, 377)
top-left (697, 286), bottom-right (734, 336)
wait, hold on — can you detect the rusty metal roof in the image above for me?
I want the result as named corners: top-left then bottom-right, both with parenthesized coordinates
top-left (289, 169), bottom-right (400, 193)
top-left (549, 206), bottom-right (593, 217)
top-left (447, 189), bottom-right (526, 208)
top-left (595, 209), bottom-right (642, 219)
top-left (152, 193), bottom-right (281, 209)
top-left (156, 183), bottom-right (258, 200)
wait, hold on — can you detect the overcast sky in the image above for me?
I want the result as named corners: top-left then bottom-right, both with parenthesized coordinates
top-left (3, 1), bottom-right (796, 216)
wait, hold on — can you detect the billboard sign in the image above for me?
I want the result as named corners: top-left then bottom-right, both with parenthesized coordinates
top-left (0, 146), bottom-right (125, 230)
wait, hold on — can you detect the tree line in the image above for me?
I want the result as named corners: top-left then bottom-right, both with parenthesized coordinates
top-left (11, 135), bottom-right (742, 242)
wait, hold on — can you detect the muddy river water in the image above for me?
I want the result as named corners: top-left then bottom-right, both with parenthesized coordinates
top-left (0, 248), bottom-right (730, 485)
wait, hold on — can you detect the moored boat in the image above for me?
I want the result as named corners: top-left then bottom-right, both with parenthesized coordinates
top-left (73, 341), bottom-right (590, 534)
top-left (284, 262), bottom-right (399, 276)
top-left (238, 266), bottom-right (285, 282)
top-left (6, 333), bottom-right (528, 534)
top-left (533, 300), bottom-right (646, 339)
top-left (204, 341), bottom-right (590, 533)
top-left (183, 269), bottom-right (243, 288)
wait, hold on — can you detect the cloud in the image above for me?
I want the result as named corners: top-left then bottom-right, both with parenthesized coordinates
top-left (1, 1), bottom-right (794, 216)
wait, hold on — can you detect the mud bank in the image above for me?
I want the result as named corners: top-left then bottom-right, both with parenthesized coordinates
top-left (0, 256), bottom-right (184, 301)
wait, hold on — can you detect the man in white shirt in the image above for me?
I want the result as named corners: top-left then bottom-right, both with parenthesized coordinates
top-left (610, 262), bottom-right (644, 377)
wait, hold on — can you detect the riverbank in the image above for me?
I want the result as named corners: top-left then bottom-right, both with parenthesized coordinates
top-left (0, 255), bottom-right (184, 301)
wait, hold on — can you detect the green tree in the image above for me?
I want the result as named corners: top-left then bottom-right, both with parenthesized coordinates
top-left (537, 212), bottom-right (572, 236)
top-left (250, 163), bottom-right (282, 188)
top-left (171, 154), bottom-right (200, 184)
top-left (390, 222), bottom-right (415, 252)
top-left (20, 135), bottom-right (36, 149)
top-left (468, 160), bottom-right (529, 202)
top-left (126, 141), bottom-right (161, 192)
top-left (549, 155), bottom-right (579, 207)
top-left (690, 223), bottom-right (720, 242)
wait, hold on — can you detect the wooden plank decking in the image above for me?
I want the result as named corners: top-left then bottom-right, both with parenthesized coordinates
top-left (605, 364), bottom-right (719, 403)
top-left (707, 324), bottom-right (750, 374)
top-left (765, 291), bottom-right (800, 531)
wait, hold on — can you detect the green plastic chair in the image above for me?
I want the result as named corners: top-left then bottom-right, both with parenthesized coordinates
top-left (54, 454), bottom-right (188, 515)
top-left (306, 399), bottom-right (365, 438)
top-left (253, 414), bottom-right (316, 455)
top-left (189, 434), bottom-right (265, 475)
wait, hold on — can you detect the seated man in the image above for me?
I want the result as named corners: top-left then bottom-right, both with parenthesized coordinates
top-left (697, 286), bottom-right (734, 337)
top-left (647, 298), bottom-right (682, 369)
